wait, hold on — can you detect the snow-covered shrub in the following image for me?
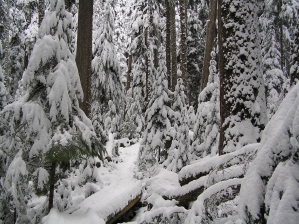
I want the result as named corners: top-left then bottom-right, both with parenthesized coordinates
top-left (120, 121), bottom-right (138, 139)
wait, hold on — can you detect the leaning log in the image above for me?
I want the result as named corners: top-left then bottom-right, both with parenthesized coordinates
top-left (106, 193), bottom-right (142, 224)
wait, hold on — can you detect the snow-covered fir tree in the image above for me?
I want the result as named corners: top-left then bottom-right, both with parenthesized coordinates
top-left (187, 0), bottom-right (208, 111)
top-left (0, 40), bottom-right (6, 112)
top-left (163, 78), bottom-right (190, 172)
top-left (0, 0), bottom-right (104, 222)
top-left (104, 100), bottom-right (121, 138)
top-left (92, 0), bottom-right (124, 141)
top-left (164, 107), bottom-right (190, 173)
top-left (126, 0), bottom-right (149, 135)
top-left (239, 81), bottom-right (299, 223)
top-left (191, 51), bottom-right (219, 159)
top-left (289, 1), bottom-right (299, 84)
top-left (260, 0), bottom-right (290, 119)
top-left (262, 30), bottom-right (289, 119)
top-left (137, 61), bottom-right (173, 176)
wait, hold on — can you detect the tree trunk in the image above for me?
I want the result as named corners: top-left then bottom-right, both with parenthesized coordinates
top-left (218, 0), bottom-right (224, 156)
top-left (126, 54), bottom-right (132, 92)
top-left (48, 161), bottom-right (56, 212)
top-left (76, 0), bottom-right (93, 118)
top-left (144, 26), bottom-right (150, 103)
top-left (179, 0), bottom-right (188, 97)
top-left (38, 0), bottom-right (45, 27)
top-left (201, 0), bottom-right (217, 92)
top-left (166, 0), bottom-right (172, 87)
top-left (170, 0), bottom-right (177, 91)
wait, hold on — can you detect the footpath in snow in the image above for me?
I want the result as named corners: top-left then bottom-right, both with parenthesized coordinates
top-left (43, 140), bottom-right (142, 224)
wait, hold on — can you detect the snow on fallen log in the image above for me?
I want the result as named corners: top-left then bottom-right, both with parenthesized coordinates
top-left (137, 206), bottom-right (187, 224)
top-left (185, 178), bottom-right (242, 224)
top-left (42, 208), bottom-right (105, 224)
top-left (162, 164), bottom-right (244, 208)
top-left (178, 143), bottom-right (259, 186)
top-left (66, 181), bottom-right (142, 222)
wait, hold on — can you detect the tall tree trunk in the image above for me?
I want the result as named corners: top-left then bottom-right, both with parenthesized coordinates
top-left (170, 0), bottom-right (177, 91)
top-left (48, 161), bottom-right (56, 212)
top-left (38, 0), bottom-right (45, 27)
top-left (126, 54), bottom-right (132, 92)
top-left (179, 0), bottom-right (188, 96)
top-left (76, 0), bottom-right (93, 118)
top-left (201, 0), bottom-right (217, 92)
top-left (166, 0), bottom-right (172, 87)
top-left (145, 26), bottom-right (150, 104)
top-left (218, 0), bottom-right (224, 156)
top-left (218, 0), bottom-right (266, 154)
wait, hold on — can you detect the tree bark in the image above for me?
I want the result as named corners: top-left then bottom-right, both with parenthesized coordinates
top-left (201, 0), bottom-right (217, 92)
top-left (48, 161), bottom-right (56, 212)
top-left (144, 26), bottom-right (150, 103)
top-left (170, 0), bottom-right (177, 91)
top-left (76, 0), bottom-right (93, 118)
top-left (38, 0), bottom-right (45, 27)
top-left (218, 0), bottom-right (224, 156)
top-left (179, 0), bottom-right (188, 96)
top-left (126, 54), bottom-right (132, 92)
top-left (166, 0), bottom-right (172, 87)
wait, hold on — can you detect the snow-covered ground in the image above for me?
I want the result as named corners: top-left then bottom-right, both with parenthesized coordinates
top-left (43, 140), bottom-right (142, 223)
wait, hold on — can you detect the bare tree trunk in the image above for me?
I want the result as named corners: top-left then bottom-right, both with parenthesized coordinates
top-left (48, 161), bottom-right (56, 212)
top-left (126, 54), bottom-right (132, 92)
top-left (179, 0), bottom-right (188, 97)
top-left (218, 0), bottom-right (224, 156)
top-left (201, 0), bottom-right (217, 92)
top-left (76, 0), bottom-right (93, 118)
top-left (170, 0), bottom-right (177, 91)
top-left (38, 0), bottom-right (45, 27)
top-left (145, 27), bottom-right (150, 103)
top-left (166, 0), bottom-right (172, 87)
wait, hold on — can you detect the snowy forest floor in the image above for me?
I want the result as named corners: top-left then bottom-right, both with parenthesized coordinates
top-left (42, 137), bottom-right (193, 224)
top-left (43, 140), bottom-right (142, 223)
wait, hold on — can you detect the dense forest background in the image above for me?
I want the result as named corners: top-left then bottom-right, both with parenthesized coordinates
top-left (0, 0), bottom-right (299, 223)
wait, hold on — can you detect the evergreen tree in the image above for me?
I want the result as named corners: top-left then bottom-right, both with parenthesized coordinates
top-left (289, 1), bottom-right (299, 84)
top-left (191, 51), bottom-right (219, 160)
top-left (187, 0), bottom-right (208, 111)
top-left (0, 1), bottom-right (104, 221)
top-left (137, 60), bottom-right (172, 176)
top-left (0, 40), bottom-right (6, 111)
top-left (239, 82), bottom-right (299, 223)
top-left (262, 29), bottom-right (289, 119)
top-left (218, 0), bottom-right (267, 154)
top-left (92, 0), bottom-right (124, 141)
top-left (126, 0), bottom-right (149, 134)
top-left (163, 78), bottom-right (190, 172)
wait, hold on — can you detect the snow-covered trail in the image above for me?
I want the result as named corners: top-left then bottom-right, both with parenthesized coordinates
top-left (66, 141), bottom-right (142, 221)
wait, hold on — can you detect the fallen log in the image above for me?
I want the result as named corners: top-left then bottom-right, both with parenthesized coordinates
top-left (163, 164), bottom-right (245, 208)
top-left (106, 193), bottom-right (142, 224)
top-left (179, 143), bottom-right (258, 186)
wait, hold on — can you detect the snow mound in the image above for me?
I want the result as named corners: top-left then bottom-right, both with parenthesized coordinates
top-left (42, 208), bottom-right (105, 224)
